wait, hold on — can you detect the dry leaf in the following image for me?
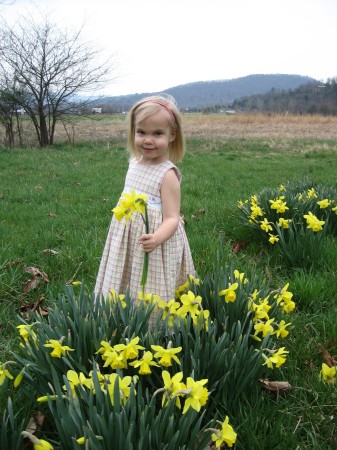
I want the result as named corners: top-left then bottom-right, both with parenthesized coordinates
top-left (232, 240), bottom-right (248, 253)
top-left (25, 266), bottom-right (50, 283)
top-left (318, 342), bottom-right (337, 367)
top-left (47, 212), bottom-right (57, 217)
top-left (42, 249), bottom-right (59, 255)
top-left (259, 379), bottom-right (292, 392)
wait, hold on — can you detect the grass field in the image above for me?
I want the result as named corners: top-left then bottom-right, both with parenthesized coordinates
top-left (1, 114), bottom-right (337, 449)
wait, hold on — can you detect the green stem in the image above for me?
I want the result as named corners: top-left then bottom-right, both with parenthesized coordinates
top-left (141, 206), bottom-right (149, 296)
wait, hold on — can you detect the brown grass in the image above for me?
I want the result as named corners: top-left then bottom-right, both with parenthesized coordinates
top-left (2, 113), bottom-right (337, 146)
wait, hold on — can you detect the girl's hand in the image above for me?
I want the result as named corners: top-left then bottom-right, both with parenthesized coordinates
top-left (139, 234), bottom-right (157, 252)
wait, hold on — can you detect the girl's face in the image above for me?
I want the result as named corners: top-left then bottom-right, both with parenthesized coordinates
top-left (134, 109), bottom-right (176, 164)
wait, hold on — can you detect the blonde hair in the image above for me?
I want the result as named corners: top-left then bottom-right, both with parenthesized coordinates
top-left (127, 95), bottom-right (185, 163)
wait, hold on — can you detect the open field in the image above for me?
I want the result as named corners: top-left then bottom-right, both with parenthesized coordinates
top-left (4, 113), bottom-right (337, 147)
top-left (1, 115), bottom-right (337, 449)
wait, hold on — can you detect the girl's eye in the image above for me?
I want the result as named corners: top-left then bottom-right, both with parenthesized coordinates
top-left (136, 130), bottom-right (144, 135)
top-left (154, 131), bottom-right (163, 136)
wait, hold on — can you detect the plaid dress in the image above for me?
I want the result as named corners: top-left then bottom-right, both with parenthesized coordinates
top-left (95, 159), bottom-right (196, 302)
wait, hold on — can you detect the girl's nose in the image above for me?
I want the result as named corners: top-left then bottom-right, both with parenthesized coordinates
top-left (144, 135), bottom-right (153, 143)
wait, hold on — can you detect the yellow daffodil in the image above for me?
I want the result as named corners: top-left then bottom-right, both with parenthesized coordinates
top-left (273, 320), bottom-right (291, 338)
top-left (260, 218), bottom-right (273, 232)
top-left (175, 280), bottom-right (189, 298)
top-left (107, 373), bottom-right (132, 404)
top-left (151, 343), bottom-right (182, 367)
top-left (103, 349), bottom-right (127, 370)
top-left (129, 351), bottom-right (159, 375)
top-left (76, 437), bottom-right (85, 445)
top-left (114, 337), bottom-right (145, 360)
top-left (317, 199), bottom-right (331, 209)
top-left (44, 339), bottom-right (74, 358)
top-left (332, 205), bottom-right (337, 215)
top-left (182, 377), bottom-right (208, 414)
top-left (96, 341), bottom-right (114, 360)
top-left (64, 370), bottom-right (93, 393)
top-left (254, 318), bottom-right (275, 337)
top-left (33, 439), bottom-right (54, 450)
top-left (276, 284), bottom-right (296, 313)
top-left (219, 283), bottom-right (238, 303)
top-left (306, 188), bottom-right (317, 199)
top-left (268, 234), bottom-right (279, 244)
top-left (263, 347), bottom-right (289, 369)
top-left (178, 291), bottom-right (202, 318)
top-left (0, 364), bottom-right (13, 385)
top-left (278, 217), bottom-right (291, 229)
top-left (14, 370), bottom-right (24, 388)
top-left (303, 211), bottom-right (325, 232)
top-left (107, 289), bottom-right (126, 308)
top-left (211, 416), bottom-right (237, 448)
top-left (137, 291), bottom-right (160, 306)
top-left (279, 184), bottom-right (286, 192)
top-left (234, 269), bottom-right (248, 284)
top-left (269, 197), bottom-right (289, 213)
top-left (161, 370), bottom-right (186, 408)
top-left (158, 299), bottom-right (181, 326)
top-left (17, 324), bottom-right (36, 342)
top-left (250, 204), bottom-right (264, 217)
top-left (319, 363), bottom-right (336, 383)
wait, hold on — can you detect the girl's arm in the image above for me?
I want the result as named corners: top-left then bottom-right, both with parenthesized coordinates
top-left (139, 169), bottom-right (180, 252)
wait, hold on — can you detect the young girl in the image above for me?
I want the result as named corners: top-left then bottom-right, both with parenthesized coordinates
top-left (94, 95), bottom-right (196, 302)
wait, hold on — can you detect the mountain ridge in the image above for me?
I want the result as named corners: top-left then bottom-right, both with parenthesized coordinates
top-left (99, 74), bottom-right (318, 111)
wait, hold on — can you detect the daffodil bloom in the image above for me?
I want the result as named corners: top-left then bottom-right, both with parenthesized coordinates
top-left (44, 339), bottom-right (74, 358)
top-left (113, 190), bottom-right (148, 223)
top-left (65, 370), bottom-right (93, 393)
top-left (76, 437), bottom-right (85, 445)
top-left (273, 320), bottom-right (291, 338)
top-left (71, 280), bottom-right (81, 286)
top-left (268, 234), bottom-right (279, 244)
top-left (33, 439), bottom-right (54, 450)
top-left (303, 211), bottom-right (325, 232)
top-left (234, 269), bottom-right (248, 284)
top-left (250, 298), bottom-right (271, 322)
top-left (103, 349), bottom-right (127, 370)
top-left (260, 218), bottom-right (273, 232)
top-left (306, 188), bottom-right (317, 199)
top-left (182, 377), bottom-right (208, 414)
top-left (219, 282), bottom-right (238, 303)
top-left (114, 337), bottom-right (145, 360)
top-left (161, 370), bottom-right (186, 408)
top-left (178, 291), bottom-right (202, 318)
top-left (254, 318), bottom-right (275, 337)
top-left (332, 205), bottom-right (337, 215)
top-left (263, 347), bottom-right (289, 369)
top-left (129, 351), bottom-right (159, 375)
top-left (107, 289), bottom-right (126, 308)
top-left (96, 341), bottom-right (114, 360)
top-left (317, 199), bottom-right (331, 209)
top-left (137, 291), bottom-right (160, 306)
top-left (151, 343), bottom-right (182, 367)
top-left (193, 309), bottom-right (210, 331)
top-left (17, 324), bottom-right (36, 342)
top-left (158, 299), bottom-right (181, 325)
top-left (37, 395), bottom-right (60, 403)
top-left (175, 280), bottom-right (189, 298)
top-left (106, 373), bottom-right (132, 404)
top-left (298, 193), bottom-right (303, 201)
top-left (269, 197), bottom-right (289, 213)
top-left (278, 217), bottom-right (291, 229)
top-left (276, 284), bottom-right (296, 313)
top-left (250, 204), bottom-right (264, 217)
top-left (279, 184), bottom-right (286, 192)
top-left (188, 274), bottom-right (200, 286)
top-left (0, 364), bottom-right (14, 385)
top-left (211, 416), bottom-right (237, 448)
top-left (319, 363), bottom-right (336, 383)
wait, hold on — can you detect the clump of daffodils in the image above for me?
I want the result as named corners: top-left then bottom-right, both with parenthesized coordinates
top-left (237, 181), bottom-right (337, 268)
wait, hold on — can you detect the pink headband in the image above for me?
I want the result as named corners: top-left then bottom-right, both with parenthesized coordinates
top-left (137, 100), bottom-right (176, 124)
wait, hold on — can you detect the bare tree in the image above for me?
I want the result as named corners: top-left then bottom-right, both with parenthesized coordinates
top-left (0, 17), bottom-right (113, 146)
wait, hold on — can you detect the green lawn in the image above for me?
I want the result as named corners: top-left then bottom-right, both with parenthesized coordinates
top-left (1, 136), bottom-right (337, 449)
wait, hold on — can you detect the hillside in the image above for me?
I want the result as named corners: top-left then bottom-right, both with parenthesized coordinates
top-left (98, 74), bottom-right (317, 112)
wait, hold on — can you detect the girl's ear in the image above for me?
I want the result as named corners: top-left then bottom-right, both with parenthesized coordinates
top-left (169, 130), bottom-right (176, 142)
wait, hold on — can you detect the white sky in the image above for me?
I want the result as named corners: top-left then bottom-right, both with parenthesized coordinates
top-left (2, 0), bottom-right (337, 96)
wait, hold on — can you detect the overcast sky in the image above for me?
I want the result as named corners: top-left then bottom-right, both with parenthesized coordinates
top-left (2, 0), bottom-right (337, 96)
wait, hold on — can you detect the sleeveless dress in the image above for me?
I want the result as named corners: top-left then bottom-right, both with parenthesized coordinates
top-left (95, 159), bottom-right (196, 302)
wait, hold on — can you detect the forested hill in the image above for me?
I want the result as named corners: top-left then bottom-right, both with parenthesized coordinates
top-left (101, 74), bottom-right (317, 111)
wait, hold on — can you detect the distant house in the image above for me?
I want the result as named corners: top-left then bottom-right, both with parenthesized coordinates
top-left (92, 107), bottom-right (102, 114)
top-left (225, 110), bottom-right (236, 115)
top-left (16, 108), bottom-right (26, 115)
